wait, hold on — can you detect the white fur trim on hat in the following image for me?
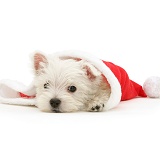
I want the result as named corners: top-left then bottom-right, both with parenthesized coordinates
top-left (0, 79), bottom-right (36, 105)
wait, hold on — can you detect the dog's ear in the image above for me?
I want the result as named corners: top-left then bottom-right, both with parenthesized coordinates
top-left (33, 52), bottom-right (48, 73)
top-left (82, 62), bottom-right (101, 80)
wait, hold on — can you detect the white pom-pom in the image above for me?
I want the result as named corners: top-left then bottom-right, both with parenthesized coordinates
top-left (143, 76), bottom-right (160, 98)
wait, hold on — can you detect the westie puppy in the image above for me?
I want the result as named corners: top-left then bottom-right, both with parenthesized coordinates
top-left (33, 53), bottom-right (111, 113)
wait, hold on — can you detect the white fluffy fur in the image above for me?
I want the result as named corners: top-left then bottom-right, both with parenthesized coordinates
top-left (33, 53), bottom-right (111, 113)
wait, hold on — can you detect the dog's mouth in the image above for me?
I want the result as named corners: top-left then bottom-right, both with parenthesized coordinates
top-left (51, 109), bottom-right (62, 113)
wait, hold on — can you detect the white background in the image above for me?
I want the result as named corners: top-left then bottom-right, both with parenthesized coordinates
top-left (0, 0), bottom-right (160, 160)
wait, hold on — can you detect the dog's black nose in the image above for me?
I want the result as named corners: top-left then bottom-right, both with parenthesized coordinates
top-left (50, 98), bottom-right (61, 108)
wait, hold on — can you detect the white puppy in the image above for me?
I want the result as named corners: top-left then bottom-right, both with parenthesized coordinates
top-left (33, 53), bottom-right (111, 113)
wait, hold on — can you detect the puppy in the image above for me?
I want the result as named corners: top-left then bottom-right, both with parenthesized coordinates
top-left (33, 53), bottom-right (111, 113)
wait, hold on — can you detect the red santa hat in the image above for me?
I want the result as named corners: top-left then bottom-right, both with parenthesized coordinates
top-left (0, 50), bottom-right (160, 110)
top-left (56, 51), bottom-right (158, 110)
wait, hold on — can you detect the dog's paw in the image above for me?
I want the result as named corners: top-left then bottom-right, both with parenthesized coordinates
top-left (87, 104), bottom-right (104, 112)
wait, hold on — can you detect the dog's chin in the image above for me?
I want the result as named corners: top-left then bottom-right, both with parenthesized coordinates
top-left (39, 107), bottom-right (78, 113)
top-left (55, 107), bottom-right (79, 113)
top-left (51, 109), bottom-right (62, 113)
top-left (37, 101), bottom-right (80, 113)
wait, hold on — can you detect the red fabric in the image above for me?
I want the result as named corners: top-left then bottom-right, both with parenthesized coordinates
top-left (102, 61), bottom-right (147, 101)
top-left (19, 92), bottom-right (35, 99)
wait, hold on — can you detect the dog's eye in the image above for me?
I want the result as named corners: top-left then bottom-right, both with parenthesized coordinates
top-left (44, 82), bottom-right (49, 89)
top-left (68, 86), bottom-right (77, 92)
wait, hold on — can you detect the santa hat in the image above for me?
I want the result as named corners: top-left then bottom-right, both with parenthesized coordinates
top-left (0, 50), bottom-right (160, 110)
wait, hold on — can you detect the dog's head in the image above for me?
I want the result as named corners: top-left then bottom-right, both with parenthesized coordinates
top-left (33, 52), bottom-right (102, 112)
